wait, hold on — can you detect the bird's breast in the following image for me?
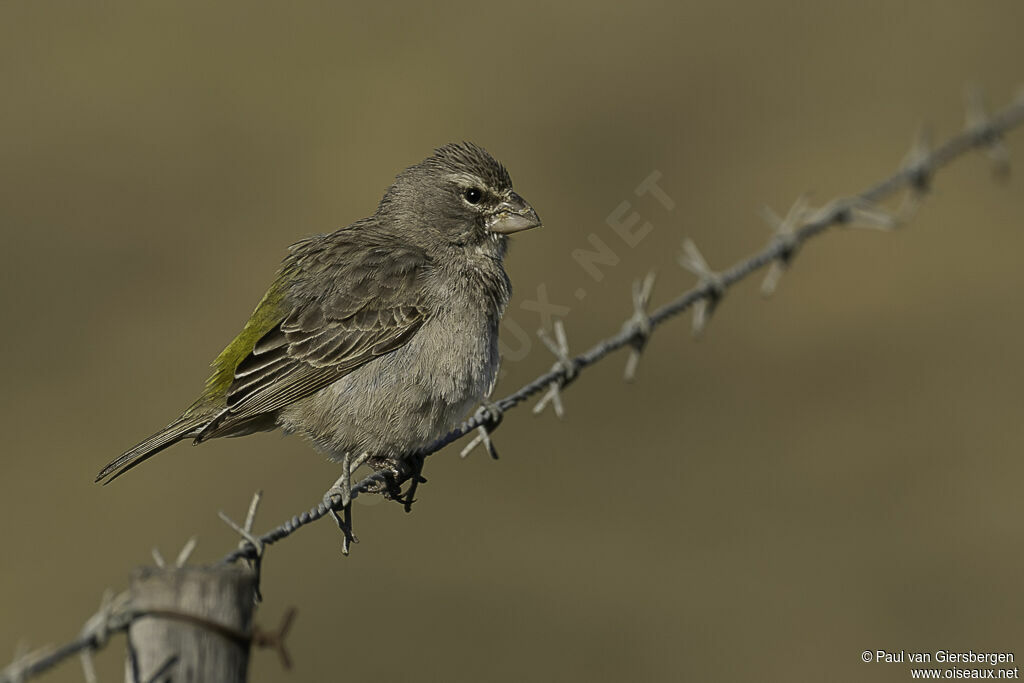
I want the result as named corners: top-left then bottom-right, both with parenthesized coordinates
top-left (280, 284), bottom-right (503, 461)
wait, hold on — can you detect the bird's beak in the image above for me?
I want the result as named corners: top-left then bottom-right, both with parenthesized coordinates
top-left (485, 192), bottom-right (542, 235)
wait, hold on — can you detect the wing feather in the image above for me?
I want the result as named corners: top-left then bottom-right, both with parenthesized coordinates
top-left (203, 229), bottom-right (430, 436)
top-left (218, 302), bottom-right (426, 426)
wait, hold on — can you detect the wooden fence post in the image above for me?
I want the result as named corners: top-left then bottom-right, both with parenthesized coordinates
top-left (125, 565), bottom-right (257, 683)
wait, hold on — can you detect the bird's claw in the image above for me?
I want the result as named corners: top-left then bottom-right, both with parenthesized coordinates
top-left (381, 469), bottom-right (406, 502)
top-left (401, 456), bottom-right (429, 513)
top-left (379, 455), bottom-right (428, 513)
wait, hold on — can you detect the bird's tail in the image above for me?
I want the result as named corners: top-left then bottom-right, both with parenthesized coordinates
top-left (95, 414), bottom-right (207, 484)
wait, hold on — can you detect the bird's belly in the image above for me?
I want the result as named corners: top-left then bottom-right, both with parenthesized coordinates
top-left (279, 313), bottom-right (499, 461)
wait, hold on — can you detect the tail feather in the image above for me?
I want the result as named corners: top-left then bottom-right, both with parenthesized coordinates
top-left (96, 415), bottom-right (206, 484)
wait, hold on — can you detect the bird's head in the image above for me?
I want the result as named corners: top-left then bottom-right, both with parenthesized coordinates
top-left (377, 142), bottom-right (541, 252)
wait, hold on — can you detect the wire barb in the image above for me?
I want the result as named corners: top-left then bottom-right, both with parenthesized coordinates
top-left (901, 125), bottom-right (933, 197)
top-left (243, 491), bottom-right (262, 535)
top-left (622, 272), bottom-right (656, 381)
top-left (218, 496), bottom-right (264, 559)
top-left (760, 195), bottom-right (810, 296)
top-left (817, 197), bottom-right (901, 232)
top-left (533, 321), bottom-right (576, 418)
top-left (2, 644), bottom-right (55, 683)
top-left (895, 125), bottom-right (934, 220)
top-left (460, 402), bottom-right (503, 460)
top-left (218, 491), bottom-right (265, 597)
top-left (966, 86), bottom-right (1012, 180)
top-left (323, 455), bottom-right (368, 554)
top-left (79, 591), bottom-right (113, 683)
top-left (678, 240), bottom-right (723, 336)
top-left (174, 537), bottom-right (198, 568)
top-left (253, 607), bottom-right (297, 671)
top-left (78, 590), bottom-right (130, 683)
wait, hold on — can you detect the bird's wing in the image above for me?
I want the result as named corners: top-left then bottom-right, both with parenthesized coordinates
top-left (198, 232), bottom-right (431, 438)
top-left (219, 301), bottom-right (426, 424)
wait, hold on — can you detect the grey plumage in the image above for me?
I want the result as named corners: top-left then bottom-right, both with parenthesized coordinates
top-left (97, 142), bottom-right (540, 483)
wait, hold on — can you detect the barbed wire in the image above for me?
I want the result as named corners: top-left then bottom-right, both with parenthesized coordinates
top-left (219, 88), bottom-right (1024, 563)
top-left (3, 88), bottom-right (1023, 683)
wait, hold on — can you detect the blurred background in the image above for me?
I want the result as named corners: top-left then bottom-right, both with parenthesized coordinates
top-left (2, 2), bottom-right (1024, 681)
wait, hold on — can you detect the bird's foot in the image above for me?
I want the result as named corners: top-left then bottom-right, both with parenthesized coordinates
top-left (365, 455), bottom-right (427, 513)
top-left (394, 454), bottom-right (427, 513)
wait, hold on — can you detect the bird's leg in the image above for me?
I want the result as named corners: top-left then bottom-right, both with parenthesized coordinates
top-left (322, 451), bottom-right (370, 555)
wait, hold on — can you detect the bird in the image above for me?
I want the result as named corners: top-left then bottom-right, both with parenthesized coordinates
top-left (96, 142), bottom-right (540, 547)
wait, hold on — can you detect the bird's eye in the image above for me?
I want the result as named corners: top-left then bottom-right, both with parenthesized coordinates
top-left (463, 187), bottom-right (483, 205)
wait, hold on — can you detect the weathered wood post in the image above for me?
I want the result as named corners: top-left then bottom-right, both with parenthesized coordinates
top-left (125, 565), bottom-right (257, 683)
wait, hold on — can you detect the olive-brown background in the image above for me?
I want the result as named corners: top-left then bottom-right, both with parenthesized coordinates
top-left (3, 2), bottom-right (1023, 682)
